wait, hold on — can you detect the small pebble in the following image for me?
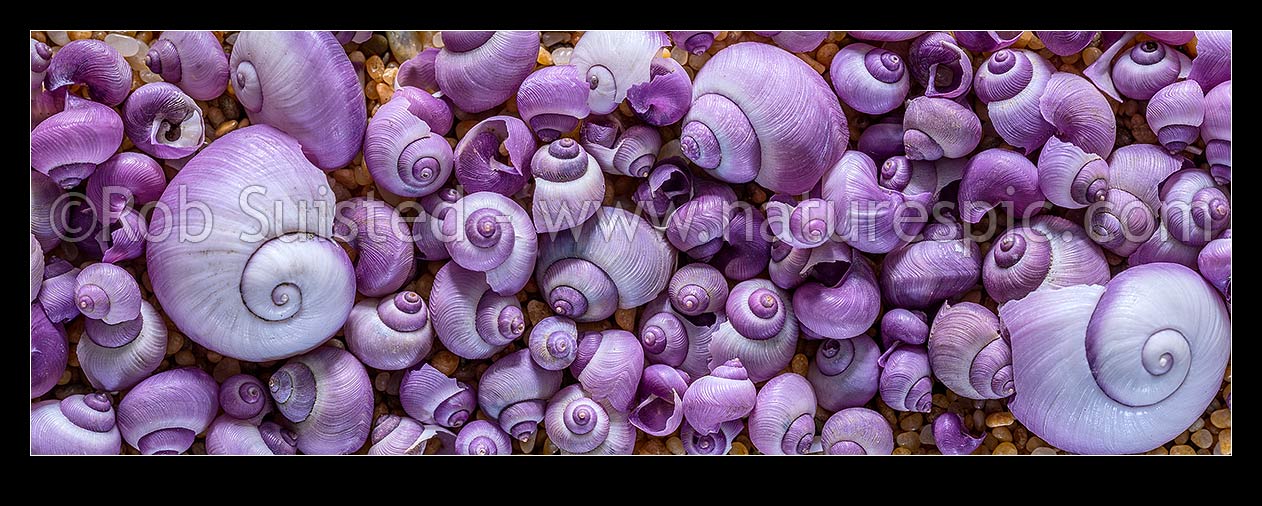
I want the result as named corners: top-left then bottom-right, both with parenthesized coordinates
top-left (382, 67), bottom-right (398, 87)
top-left (1025, 436), bottom-right (1046, 452)
top-left (878, 403), bottom-right (898, 425)
top-left (896, 431), bottom-right (921, 451)
top-left (139, 70), bottom-right (163, 83)
top-left (206, 107), bottom-right (226, 128)
top-left (666, 437), bottom-right (685, 455)
top-left (212, 358), bottom-right (241, 383)
top-left (1030, 447), bottom-right (1058, 455)
top-left (1082, 47), bottom-right (1103, 66)
top-left (174, 349), bottom-right (196, 366)
top-left (1188, 418), bottom-right (1205, 432)
top-left (1190, 429), bottom-right (1213, 449)
top-left (387, 31), bottom-right (425, 62)
top-left (205, 350), bottom-right (223, 364)
top-left (165, 332), bottom-right (184, 356)
top-left (1146, 447), bottom-right (1169, 455)
top-left (360, 34), bottom-right (389, 56)
top-left (217, 96), bottom-right (240, 122)
top-left (551, 47), bottom-right (574, 65)
top-left (69, 31), bottom-right (93, 41)
top-left (214, 120), bottom-right (238, 138)
top-left (899, 413), bottom-right (924, 432)
top-left (1174, 431), bottom-right (1189, 445)
top-left (537, 46), bottom-right (553, 66)
top-left (992, 442), bottom-right (1018, 455)
top-left (892, 447), bottom-right (912, 455)
top-left (919, 428), bottom-right (936, 446)
top-left (374, 372), bottom-right (390, 392)
top-left (353, 164), bottom-right (373, 186)
top-left (670, 46), bottom-right (689, 66)
top-left (640, 439), bottom-right (669, 455)
top-left (931, 394), bottom-right (949, 408)
top-left (47, 31), bottom-right (71, 46)
top-left (687, 51), bottom-right (710, 70)
top-left (58, 370), bottom-right (72, 385)
top-left (1169, 445), bottom-right (1196, 455)
top-left (815, 43), bottom-right (840, 67)
top-left (541, 32), bottom-right (570, 47)
top-left (431, 350), bottom-right (459, 376)
top-left (366, 55), bottom-right (385, 82)
top-left (748, 185), bottom-right (768, 205)
top-left (1217, 428), bottom-right (1231, 454)
top-left (614, 308), bottom-right (636, 331)
top-left (729, 442), bottom-right (749, 455)
top-left (1210, 408), bottom-right (1231, 428)
top-left (985, 411), bottom-right (1015, 428)
top-left (790, 354), bottom-right (809, 376)
top-left (1027, 34), bottom-right (1045, 50)
top-left (377, 83), bottom-right (394, 103)
top-left (104, 33), bottom-right (140, 57)
top-left (992, 426), bottom-right (1013, 442)
top-left (332, 168), bottom-right (357, 189)
top-left (1012, 427), bottom-right (1028, 448)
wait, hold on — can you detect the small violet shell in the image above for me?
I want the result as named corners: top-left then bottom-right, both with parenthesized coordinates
top-left (748, 373), bottom-right (817, 455)
top-left (529, 316), bottom-right (580, 371)
top-left (928, 302), bottom-right (1014, 400)
top-left (362, 86), bottom-right (454, 197)
top-left (908, 32), bottom-right (973, 99)
top-left (454, 115), bottom-right (536, 196)
top-left (122, 82), bottom-right (206, 160)
top-left (400, 363), bottom-right (477, 429)
top-left (117, 367), bottom-right (219, 455)
top-left (146, 31), bottom-right (231, 100)
top-left (516, 65), bottom-right (591, 142)
top-left (879, 221), bottom-right (981, 309)
top-left (44, 39), bottom-right (131, 106)
top-left (344, 291), bottom-right (435, 371)
top-left (681, 358), bottom-right (757, 435)
top-left (821, 407), bottom-right (894, 455)
top-left (626, 57), bottom-right (693, 126)
top-left (932, 411), bottom-right (984, 455)
top-left (808, 335), bottom-right (881, 412)
top-left (830, 43), bottom-right (910, 115)
top-left (902, 96), bottom-right (981, 161)
top-left (31, 95), bottom-right (123, 189)
top-left (877, 343), bottom-right (932, 413)
top-left (436, 31), bottom-right (540, 114)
